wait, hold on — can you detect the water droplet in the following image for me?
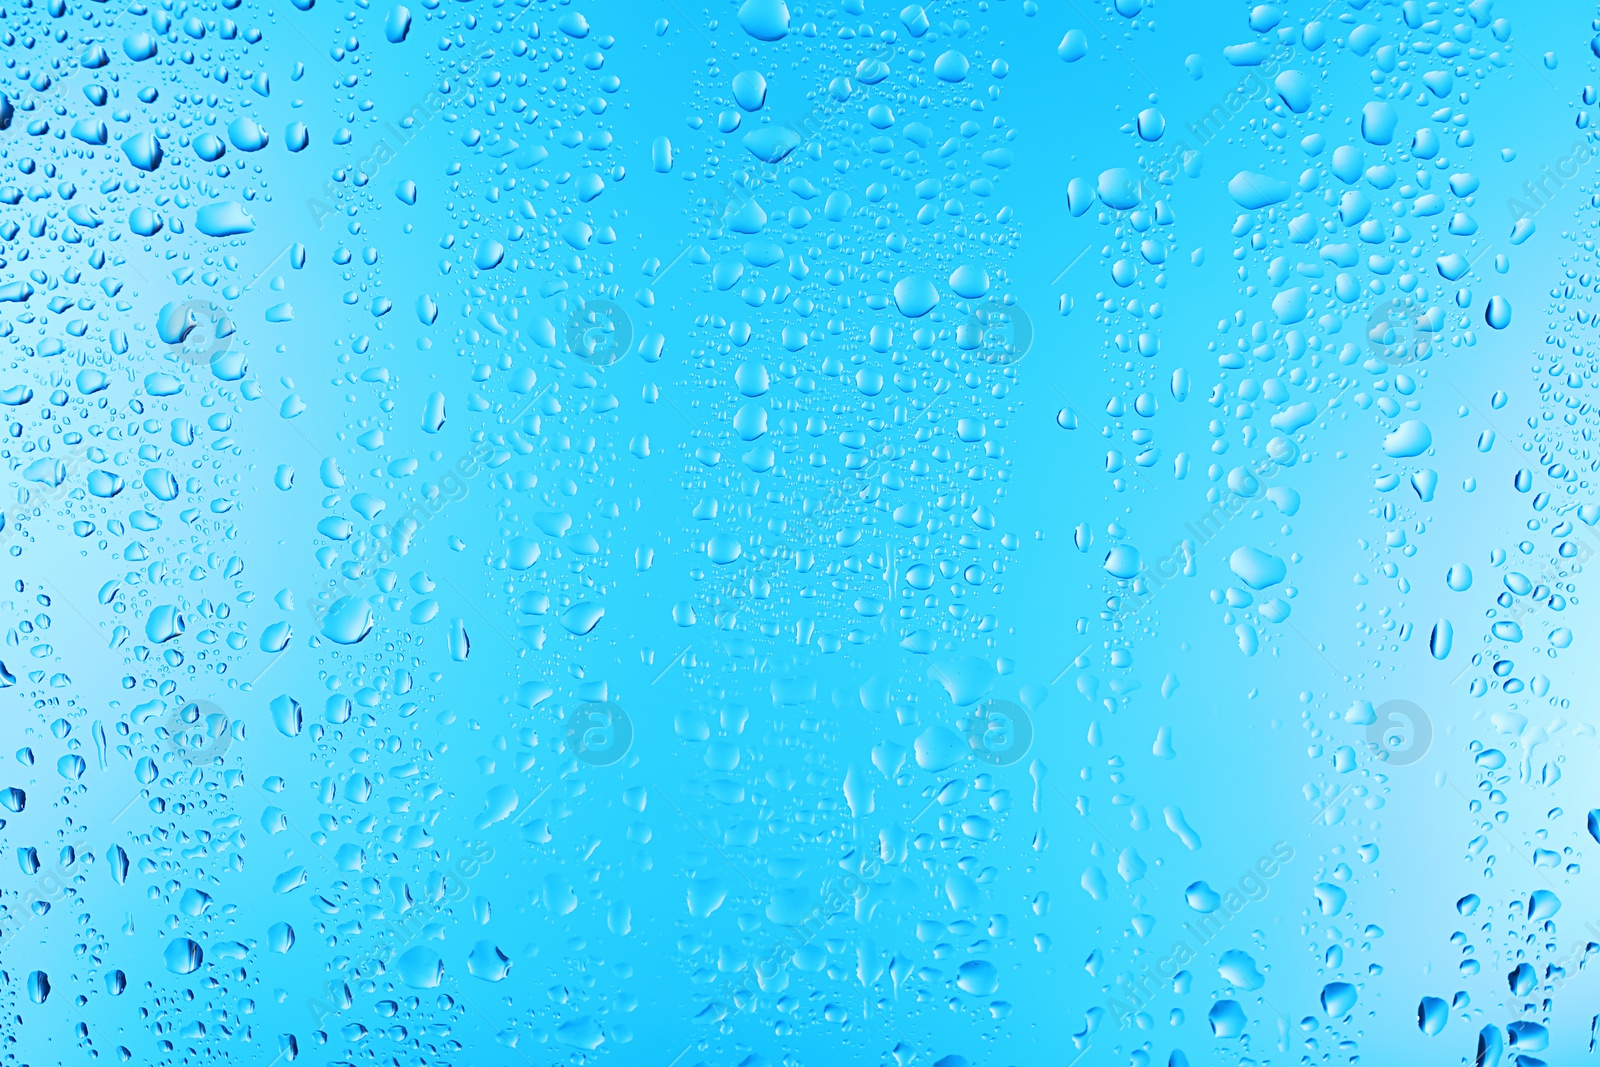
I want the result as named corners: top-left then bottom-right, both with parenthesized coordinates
top-left (397, 946), bottom-right (444, 989)
top-left (164, 938), bottom-right (204, 975)
top-left (732, 70), bottom-right (767, 111)
top-left (706, 533), bottom-right (743, 564)
top-left (1430, 620), bottom-right (1453, 660)
top-left (1229, 547), bottom-right (1286, 590)
top-left (1185, 881), bottom-right (1221, 912)
top-left (1103, 545), bottom-right (1142, 579)
top-left (913, 725), bottom-right (967, 771)
top-left (145, 604), bottom-right (184, 643)
top-left (686, 877), bottom-right (727, 918)
top-left (736, 0), bottom-right (790, 40)
top-left (1321, 981), bottom-right (1358, 1017)
top-left (1313, 882), bottom-right (1347, 916)
top-left (194, 202), bottom-right (256, 237)
top-left (948, 264), bottom-right (991, 298)
top-left (270, 695), bottom-right (303, 737)
top-left (1528, 889), bottom-right (1561, 920)
top-left (122, 132), bottom-right (162, 172)
top-left (1208, 999), bottom-right (1247, 1037)
top-left (1382, 420), bottom-right (1432, 458)
top-left (1218, 949), bottom-right (1265, 991)
top-left (475, 239), bottom-right (506, 270)
top-left (956, 960), bottom-right (999, 995)
top-left (1486, 294), bottom-right (1512, 329)
top-left (1417, 995), bottom-right (1448, 1036)
top-left (321, 597), bottom-right (374, 645)
top-left (385, 4), bottom-right (411, 42)
top-left (893, 276), bottom-right (941, 318)
top-left (421, 391), bottom-right (446, 433)
top-left (561, 602), bottom-right (605, 635)
top-left (1227, 171), bottom-right (1291, 209)
top-left (268, 922), bottom-right (295, 953)
top-left (226, 117), bottom-right (269, 152)
top-left (123, 32), bottom-right (159, 61)
top-left (933, 50), bottom-right (971, 82)
top-left (467, 941), bottom-right (512, 981)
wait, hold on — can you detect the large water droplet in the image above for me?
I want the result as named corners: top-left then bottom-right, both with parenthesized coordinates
top-left (949, 264), bottom-right (991, 299)
top-left (1528, 889), bottom-right (1561, 920)
top-left (736, 0), bottom-right (789, 40)
top-left (385, 4), bottom-right (411, 42)
top-left (123, 132), bottom-right (162, 171)
top-left (1486, 294), bottom-right (1512, 329)
top-left (1229, 547), bottom-right (1286, 590)
top-left (686, 877), bottom-right (727, 917)
top-left (226, 117), bottom-right (269, 152)
top-left (164, 938), bottom-right (204, 975)
top-left (956, 959), bottom-right (999, 995)
top-left (706, 533), bottom-right (743, 564)
top-left (1218, 949), bottom-right (1265, 991)
top-left (195, 202), bottom-right (256, 237)
top-left (1103, 545), bottom-right (1142, 579)
top-left (1382, 420), bottom-right (1432, 458)
top-left (561, 602), bottom-right (605, 635)
top-left (893, 276), bottom-right (940, 318)
top-left (397, 946), bottom-right (443, 989)
top-left (1208, 1000), bottom-right (1247, 1037)
top-left (1185, 881), bottom-right (1221, 912)
top-left (467, 941), bottom-right (512, 981)
top-left (913, 725), bottom-right (967, 771)
top-left (1321, 981), bottom-right (1358, 1017)
top-left (732, 70), bottom-right (767, 111)
top-left (321, 597), bottom-right (374, 645)
top-left (933, 50), bottom-right (971, 82)
top-left (145, 604), bottom-right (184, 643)
top-left (1417, 996), bottom-right (1448, 1036)
top-left (268, 922), bottom-right (295, 953)
top-left (270, 695), bottom-right (303, 737)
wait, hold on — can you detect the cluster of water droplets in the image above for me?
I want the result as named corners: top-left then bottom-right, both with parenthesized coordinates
top-left (7, 0), bottom-right (1600, 1063)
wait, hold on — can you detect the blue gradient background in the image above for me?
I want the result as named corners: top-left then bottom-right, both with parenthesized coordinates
top-left (1, 0), bottom-right (1597, 1064)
